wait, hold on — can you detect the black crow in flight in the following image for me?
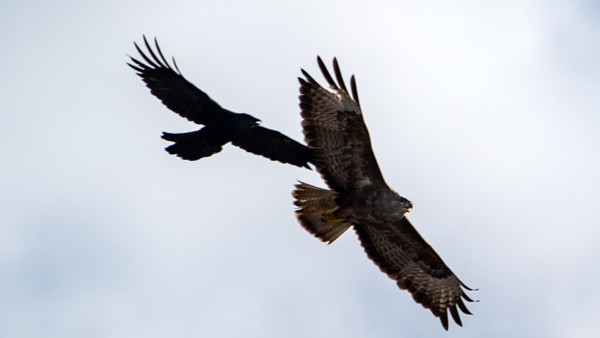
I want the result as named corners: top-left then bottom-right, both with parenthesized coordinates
top-left (128, 36), bottom-right (312, 168)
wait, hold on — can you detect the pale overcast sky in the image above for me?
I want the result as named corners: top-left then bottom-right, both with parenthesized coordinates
top-left (2, 1), bottom-right (599, 337)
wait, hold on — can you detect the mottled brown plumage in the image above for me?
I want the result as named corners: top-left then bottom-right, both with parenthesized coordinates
top-left (293, 57), bottom-right (475, 330)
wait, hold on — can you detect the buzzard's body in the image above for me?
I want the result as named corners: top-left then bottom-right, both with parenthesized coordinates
top-left (293, 57), bottom-right (474, 330)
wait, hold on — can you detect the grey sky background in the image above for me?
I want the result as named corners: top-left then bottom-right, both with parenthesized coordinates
top-left (2, 1), bottom-right (599, 337)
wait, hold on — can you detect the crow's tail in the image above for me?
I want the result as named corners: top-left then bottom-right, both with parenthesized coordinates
top-left (162, 127), bottom-right (229, 161)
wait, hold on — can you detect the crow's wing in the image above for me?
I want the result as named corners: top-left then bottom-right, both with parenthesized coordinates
top-left (128, 36), bottom-right (227, 125)
top-left (232, 126), bottom-right (313, 168)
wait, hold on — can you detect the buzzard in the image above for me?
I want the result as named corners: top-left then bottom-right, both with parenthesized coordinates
top-left (128, 37), bottom-right (312, 168)
top-left (293, 57), bottom-right (475, 330)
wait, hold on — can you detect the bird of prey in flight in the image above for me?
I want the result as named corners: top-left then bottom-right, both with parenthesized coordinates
top-left (293, 57), bottom-right (475, 330)
top-left (128, 36), bottom-right (312, 168)
top-left (129, 37), bottom-right (475, 330)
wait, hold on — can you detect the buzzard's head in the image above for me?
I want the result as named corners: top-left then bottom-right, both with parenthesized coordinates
top-left (394, 196), bottom-right (413, 216)
top-left (373, 190), bottom-right (413, 221)
top-left (400, 197), bottom-right (413, 211)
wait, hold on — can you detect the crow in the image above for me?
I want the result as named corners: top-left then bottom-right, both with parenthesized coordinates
top-left (128, 36), bottom-right (312, 168)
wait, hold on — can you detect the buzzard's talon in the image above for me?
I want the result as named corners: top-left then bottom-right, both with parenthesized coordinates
top-left (322, 205), bottom-right (340, 215)
top-left (325, 217), bottom-right (346, 224)
top-left (321, 205), bottom-right (345, 224)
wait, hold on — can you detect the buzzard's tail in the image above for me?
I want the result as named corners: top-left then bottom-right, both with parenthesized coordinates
top-left (162, 127), bottom-right (229, 161)
top-left (292, 182), bottom-right (351, 244)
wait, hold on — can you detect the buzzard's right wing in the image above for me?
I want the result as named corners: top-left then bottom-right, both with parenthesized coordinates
top-left (299, 57), bottom-right (386, 192)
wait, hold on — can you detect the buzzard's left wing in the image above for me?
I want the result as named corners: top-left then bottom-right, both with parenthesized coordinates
top-left (354, 217), bottom-right (475, 330)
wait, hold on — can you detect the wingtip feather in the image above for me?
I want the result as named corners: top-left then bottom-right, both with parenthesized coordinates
top-left (317, 56), bottom-right (337, 89)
